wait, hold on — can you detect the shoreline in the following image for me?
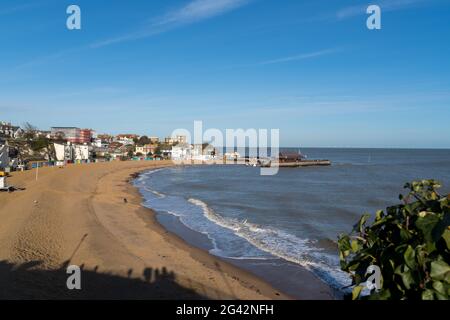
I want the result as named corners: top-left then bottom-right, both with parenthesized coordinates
top-left (132, 166), bottom-right (336, 300)
top-left (0, 160), bottom-right (291, 299)
top-left (121, 166), bottom-right (293, 300)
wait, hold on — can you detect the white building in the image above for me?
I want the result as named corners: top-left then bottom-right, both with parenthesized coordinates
top-left (115, 134), bottom-right (138, 145)
top-left (191, 144), bottom-right (217, 161)
top-left (92, 138), bottom-right (103, 148)
top-left (0, 143), bottom-right (10, 170)
top-left (54, 143), bottom-right (91, 162)
top-left (74, 145), bottom-right (90, 161)
top-left (171, 143), bottom-right (192, 161)
top-left (92, 138), bottom-right (110, 149)
top-left (160, 147), bottom-right (172, 158)
top-left (54, 143), bottom-right (72, 163)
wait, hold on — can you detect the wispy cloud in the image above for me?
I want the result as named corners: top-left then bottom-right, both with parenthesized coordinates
top-left (154, 0), bottom-right (250, 26)
top-left (92, 0), bottom-right (252, 48)
top-left (258, 48), bottom-right (340, 66)
top-left (336, 0), bottom-right (437, 20)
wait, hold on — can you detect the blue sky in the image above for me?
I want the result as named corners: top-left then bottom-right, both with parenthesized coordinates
top-left (0, 0), bottom-right (449, 148)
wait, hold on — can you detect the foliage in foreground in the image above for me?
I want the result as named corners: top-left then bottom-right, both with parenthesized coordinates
top-left (338, 180), bottom-right (450, 300)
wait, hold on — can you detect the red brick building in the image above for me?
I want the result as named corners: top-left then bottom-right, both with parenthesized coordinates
top-left (51, 127), bottom-right (93, 144)
top-left (79, 129), bottom-right (93, 144)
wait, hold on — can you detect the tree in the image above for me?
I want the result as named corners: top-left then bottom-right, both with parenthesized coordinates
top-left (22, 122), bottom-right (37, 140)
top-left (30, 136), bottom-right (50, 152)
top-left (137, 136), bottom-right (151, 146)
top-left (338, 180), bottom-right (450, 300)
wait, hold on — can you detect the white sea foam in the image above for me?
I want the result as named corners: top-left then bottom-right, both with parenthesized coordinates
top-left (166, 210), bottom-right (182, 217)
top-left (145, 168), bottom-right (163, 175)
top-left (187, 197), bottom-right (351, 290)
top-left (144, 187), bottom-right (166, 198)
top-left (134, 169), bottom-right (168, 198)
top-left (141, 168), bottom-right (163, 178)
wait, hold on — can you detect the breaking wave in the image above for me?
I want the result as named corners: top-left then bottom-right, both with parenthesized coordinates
top-left (187, 198), bottom-right (351, 291)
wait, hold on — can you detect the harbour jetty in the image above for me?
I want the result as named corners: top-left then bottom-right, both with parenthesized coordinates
top-left (275, 159), bottom-right (331, 167)
top-left (193, 151), bottom-right (332, 168)
top-left (260, 151), bottom-right (331, 168)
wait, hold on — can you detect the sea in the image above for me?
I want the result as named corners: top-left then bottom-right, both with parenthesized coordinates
top-left (133, 148), bottom-right (450, 298)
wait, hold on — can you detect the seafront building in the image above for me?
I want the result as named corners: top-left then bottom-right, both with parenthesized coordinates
top-left (54, 143), bottom-right (73, 163)
top-left (79, 129), bottom-right (94, 144)
top-left (73, 145), bottom-right (90, 161)
top-left (54, 142), bottom-right (92, 164)
top-left (0, 140), bottom-right (10, 170)
top-left (171, 143), bottom-right (217, 161)
top-left (1, 120), bottom-right (223, 168)
top-left (171, 143), bottom-right (192, 160)
top-left (51, 127), bottom-right (94, 144)
top-left (192, 144), bottom-right (217, 161)
top-left (135, 144), bottom-right (157, 156)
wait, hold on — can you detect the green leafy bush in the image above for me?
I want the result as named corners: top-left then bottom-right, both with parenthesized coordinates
top-left (30, 137), bottom-right (50, 151)
top-left (338, 180), bottom-right (450, 300)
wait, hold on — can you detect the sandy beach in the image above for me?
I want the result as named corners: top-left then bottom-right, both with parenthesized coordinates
top-left (0, 160), bottom-right (293, 299)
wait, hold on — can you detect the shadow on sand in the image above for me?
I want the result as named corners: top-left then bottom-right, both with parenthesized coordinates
top-left (0, 260), bottom-right (234, 300)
